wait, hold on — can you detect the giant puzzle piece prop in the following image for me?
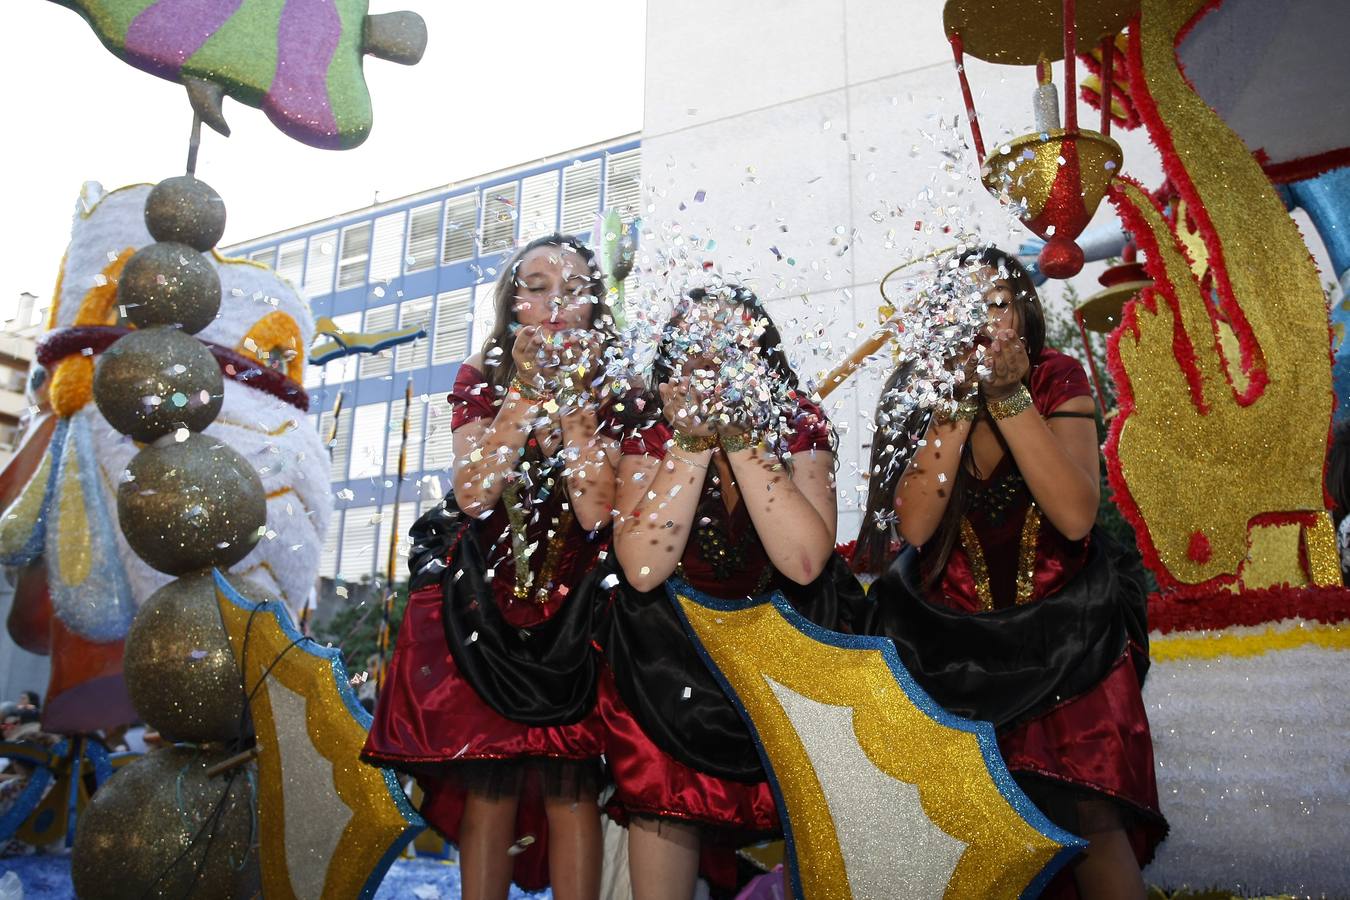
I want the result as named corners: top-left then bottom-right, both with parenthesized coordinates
top-left (0, 182), bottom-right (331, 733)
top-left (214, 571), bottom-right (423, 899)
top-left (50, 0), bottom-right (427, 149)
top-left (668, 581), bottom-right (1083, 900)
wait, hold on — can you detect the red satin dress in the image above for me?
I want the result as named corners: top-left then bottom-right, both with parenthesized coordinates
top-left (599, 400), bottom-right (832, 841)
top-left (362, 364), bottom-right (606, 891)
top-left (919, 350), bottom-right (1166, 881)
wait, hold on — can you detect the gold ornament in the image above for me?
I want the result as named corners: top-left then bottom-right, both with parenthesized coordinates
top-left (117, 433), bottom-right (266, 576)
top-left (92, 326), bottom-right (224, 441)
top-left (943, 0), bottom-right (1138, 65)
top-left (117, 241), bottom-right (221, 334)
top-left (71, 745), bottom-right (258, 900)
top-left (124, 572), bottom-right (271, 743)
top-left (936, 395), bottom-right (981, 425)
top-left (985, 384), bottom-right (1034, 420)
top-left (144, 176), bottom-right (227, 252)
top-left (718, 431), bottom-right (762, 454)
top-left (1077, 281), bottom-right (1151, 334)
top-left (1108, 0), bottom-right (1333, 588)
top-left (673, 430), bottom-right (719, 453)
top-left (503, 476), bottom-right (575, 605)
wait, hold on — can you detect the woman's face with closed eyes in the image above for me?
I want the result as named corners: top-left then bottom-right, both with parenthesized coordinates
top-left (511, 245), bottom-right (599, 333)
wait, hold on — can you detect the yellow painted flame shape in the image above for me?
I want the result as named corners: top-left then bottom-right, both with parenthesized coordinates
top-left (1108, 0), bottom-right (1335, 587)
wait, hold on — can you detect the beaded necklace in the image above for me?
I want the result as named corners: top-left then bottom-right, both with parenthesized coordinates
top-left (501, 462), bottom-right (574, 605)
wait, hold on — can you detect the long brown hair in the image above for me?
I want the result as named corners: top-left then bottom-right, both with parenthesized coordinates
top-left (476, 233), bottom-right (615, 394)
top-left (857, 246), bottom-right (1046, 583)
top-left (924, 246), bottom-right (1045, 587)
top-left (853, 360), bottom-right (928, 575)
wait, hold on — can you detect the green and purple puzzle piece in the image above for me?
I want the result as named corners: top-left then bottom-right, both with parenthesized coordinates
top-left (51, 0), bottom-right (426, 149)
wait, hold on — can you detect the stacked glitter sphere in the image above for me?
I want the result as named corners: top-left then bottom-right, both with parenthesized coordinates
top-left (71, 176), bottom-right (265, 899)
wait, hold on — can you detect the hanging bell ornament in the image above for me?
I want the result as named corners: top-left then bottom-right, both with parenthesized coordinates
top-left (944, 0), bottom-right (1136, 279)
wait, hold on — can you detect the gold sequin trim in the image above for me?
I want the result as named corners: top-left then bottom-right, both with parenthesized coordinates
top-left (504, 479), bottom-right (575, 605)
top-left (959, 504), bottom-right (1042, 611)
top-left (960, 518), bottom-right (995, 611)
top-left (1015, 505), bottom-right (1043, 605)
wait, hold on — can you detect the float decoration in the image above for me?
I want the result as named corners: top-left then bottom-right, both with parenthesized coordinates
top-left (1094, 0), bottom-right (1350, 893)
top-left (309, 315), bottom-right (426, 366)
top-left (668, 581), bottom-right (1083, 900)
top-left (68, 176), bottom-right (266, 898)
top-left (214, 572), bottom-right (424, 899)
top-left (1073, 244), bottom-right (1151, 405)
top-left (71, 745), bottom-right (259, 899)
top-left (0, 181), bottom-right (333, 739)
top-left (50, 0), bottom-right (428, 149)
top-left (1105, 0), bottom-right (1335, 593)
top-left (945, 0), bottom-right (1135, 278)
top-left (0, 738), bottom-right (125, 851)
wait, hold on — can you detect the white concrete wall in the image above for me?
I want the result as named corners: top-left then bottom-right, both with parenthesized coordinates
top-left (638, 0), bottom-right (1163, 539)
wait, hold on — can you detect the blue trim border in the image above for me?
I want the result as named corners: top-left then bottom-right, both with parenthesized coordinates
top-left (663, 578), bottom-right (1085, 900)
top-left (212, 571), bottom-right (424, 897)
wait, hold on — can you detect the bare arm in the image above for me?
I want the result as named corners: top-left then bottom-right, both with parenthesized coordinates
top-left (982, 330), bottom-right (1098, 539)
top-left (450, 398), bottom-right (536, 518)
top-left (993, 395), bottom-right (1100, 539)
top-left (613, 449), bottom-right (708, 591)
top-left (559, 405), bottom-right (619, 531)
top-left (725, 444), bottom-right (837, 584)
top-left (448, 354), bottom-right (536, 518)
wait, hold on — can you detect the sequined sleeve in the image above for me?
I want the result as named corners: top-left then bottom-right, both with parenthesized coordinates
top-left (449, 364), bottom-right (498, 430)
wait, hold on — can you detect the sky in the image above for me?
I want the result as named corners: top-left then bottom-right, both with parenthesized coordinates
top-left (0, 1), bottom-right (646, 326)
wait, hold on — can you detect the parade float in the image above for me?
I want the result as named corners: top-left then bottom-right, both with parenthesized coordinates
top-left (0, 0), bottom-right (1342, 897)
top-left (682, 0), bottom-right (1348, 896)
top-left (0, 0), bottom-right (432, 896)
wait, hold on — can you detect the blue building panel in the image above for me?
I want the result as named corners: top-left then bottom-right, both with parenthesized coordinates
top-left (225, 139), bottom-right (640, 581)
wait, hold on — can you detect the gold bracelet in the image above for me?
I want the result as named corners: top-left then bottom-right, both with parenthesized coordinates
top-left (666, 449), bottom-right (709, 471)
top-left (672, 430), bottom-right (719, 453)
top-left (986, 384), bottom-right (1033, 420)
top-left (510, 374), bottom-right (552, 402)
top-left (936, 395), bottom-right (980, 425)
top-left (718, 431), bottom-right (760, 454)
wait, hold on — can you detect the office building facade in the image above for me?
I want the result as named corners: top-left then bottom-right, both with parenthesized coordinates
top-left (224, 137), bottom-right (640, 583)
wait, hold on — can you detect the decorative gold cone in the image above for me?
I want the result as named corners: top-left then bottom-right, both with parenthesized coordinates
top-left (981, 128), bottom-right (1123, 240)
